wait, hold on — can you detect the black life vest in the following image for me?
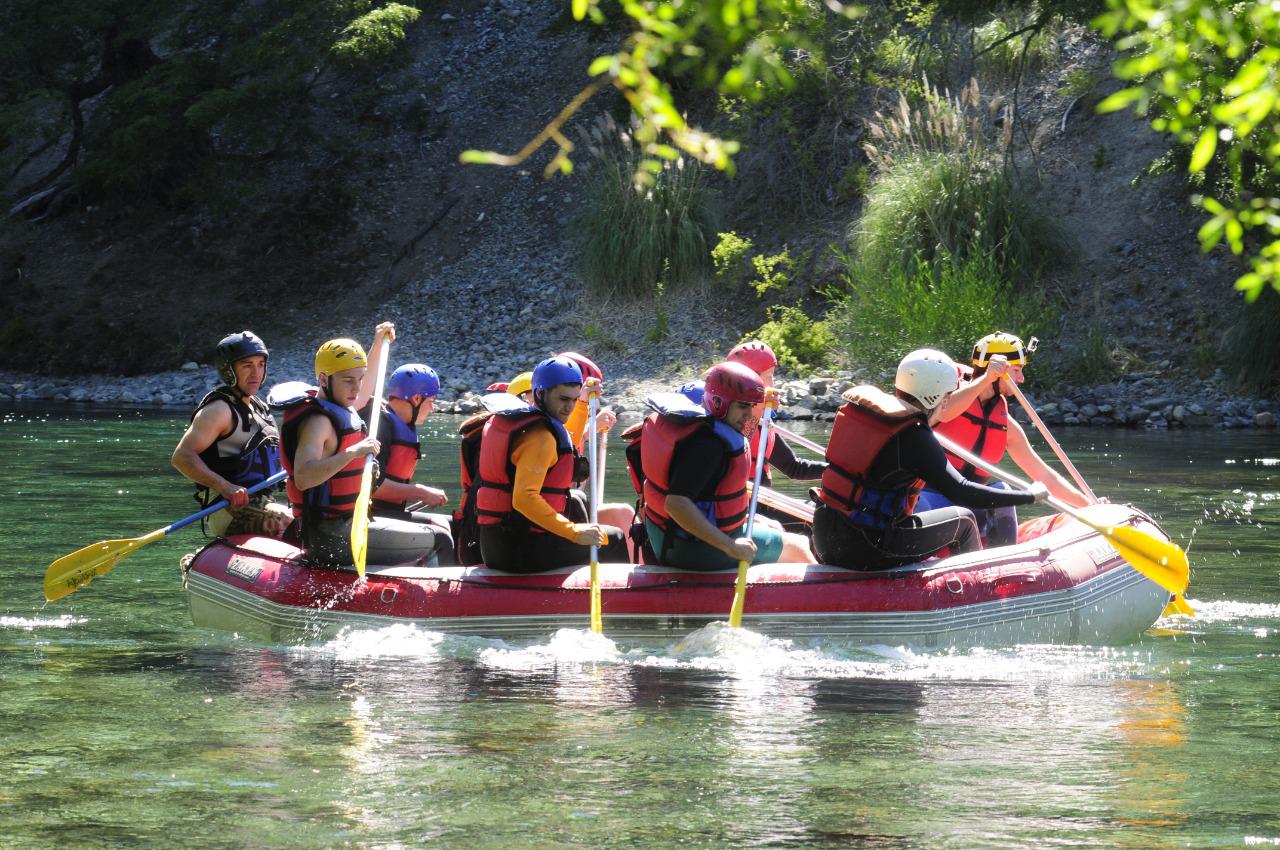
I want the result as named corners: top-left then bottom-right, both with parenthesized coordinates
top-left (191, 387), bottom-right (282, 503)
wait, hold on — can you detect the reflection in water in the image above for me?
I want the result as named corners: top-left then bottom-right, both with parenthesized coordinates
top-left (1110, 679), bottom-right (1189, 850)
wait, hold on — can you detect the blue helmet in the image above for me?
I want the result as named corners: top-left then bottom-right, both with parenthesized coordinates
top-left (676, 381), bottom-right (705, 405)
top-left (531, 355), bottom-right (583, 392)
top-left (387, 364), bottom-right (440, 400)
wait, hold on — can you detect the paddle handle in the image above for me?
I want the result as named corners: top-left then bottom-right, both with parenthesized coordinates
top-left (1007, 382), bottom-right (1098, 504)
top-left (729, 403), bottom-right (774, 628)
top-left (351, 334), bottom-right (392, 577)
top-left (166, 470), bottom-right (288, 535)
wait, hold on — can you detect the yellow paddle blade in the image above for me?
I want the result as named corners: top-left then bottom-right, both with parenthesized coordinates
top-left (43, 528), bottom-right (166, 602)
top-left (350, 466), bottom-right (374, 579)
top-left (589, 561), bottom-right (602, 634)
top-left (1102, 522), bottom-right (1190, 596)
top-left (728, 560), bottom-right (749, 628)
top-left (1163, 593), bottom-right (1196, 617)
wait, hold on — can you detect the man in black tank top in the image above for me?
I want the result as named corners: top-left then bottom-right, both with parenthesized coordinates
top-left (172, 331), bottom-right (289, 537)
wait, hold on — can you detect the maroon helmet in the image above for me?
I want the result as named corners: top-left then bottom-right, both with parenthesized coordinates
top-left (703, 361), bottom-right (766, 418)
top-left (558, 351), bottom-right (603, 383)
top-left (726, 341), bottom-right (778, 377)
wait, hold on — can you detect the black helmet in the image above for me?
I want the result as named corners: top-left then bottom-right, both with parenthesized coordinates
top-left (215, 331), bottom-right (269, 386)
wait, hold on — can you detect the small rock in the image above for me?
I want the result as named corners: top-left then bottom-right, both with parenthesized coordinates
top-left (181, 361), bottom-right (199, 372)
top-left (1256, 411), bottom-right (1277, 428)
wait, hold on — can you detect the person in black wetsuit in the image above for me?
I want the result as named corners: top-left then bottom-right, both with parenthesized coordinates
top-left (813, 348), bottom-right (1048, 570)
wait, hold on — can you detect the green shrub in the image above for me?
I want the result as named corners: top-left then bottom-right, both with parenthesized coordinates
top-left (853, 149), bottom-right (1059, 286)
top-left (576, 142), bottom-right (719, 297)
top-left (1052, 322), bottom-right (1129, 385)
top-left (748, 306), bottom-right (837, 376)
top-left (712, 231), bottom-right (754, 286)
top-left (973, 17), bottom-right (1060, 80)
top-left (330, 3), bottom-right (422, 66)
top-left (828, 248), bottom-right (1060, 374)
top-left (1224, 288), bottom-right (1280, 397)
top-left (751, 249), bottom-right (796, 298)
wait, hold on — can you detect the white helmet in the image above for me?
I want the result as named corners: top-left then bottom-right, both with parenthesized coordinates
top-left (895, 348), bottom-right (959, 409)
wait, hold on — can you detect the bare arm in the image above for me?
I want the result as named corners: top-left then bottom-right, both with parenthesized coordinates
top-left (354, 322), bottom-right (396, 411)
top-left (291, 414), bottom-right (378, 492)
top-left (171, 401), bottom-right (245, 504)
top-left (936, 357), bottom-right (1009, 424)
top-left (1004, 419), bottom-right (1089, 508)
top-left (666, 495), bottom-right (756, 562)
top-left (373, 478), bottom-right (448, 508)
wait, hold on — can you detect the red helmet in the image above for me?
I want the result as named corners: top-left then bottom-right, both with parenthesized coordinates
top-left (558, 351), bottom-right (603, 383)
top-left (703, 361), bottom-right (765, 418)
top-left (726, 341), bottom-right (777, 377)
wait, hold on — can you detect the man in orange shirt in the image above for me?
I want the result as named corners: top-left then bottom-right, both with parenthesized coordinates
top-left (474, 355), bottom-right (629, 572)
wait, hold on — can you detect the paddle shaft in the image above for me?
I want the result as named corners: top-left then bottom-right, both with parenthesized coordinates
top-left (729, 405), bottom-right (774, 628)
top-left (173, 470), bottom-right (289, 533)
top-left (772, 424), bottom-right (825, 458)
top-left (44, 469), bottom-right (287, 602)
top-left (587, 389), bottom-right (602, 634)
top-left (1007, 382), bottom-right (1098, 504)
top-left (351, 334), bottom-right (392, 577)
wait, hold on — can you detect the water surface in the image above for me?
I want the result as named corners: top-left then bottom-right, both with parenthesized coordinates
top-left (2, 407), bottom-right (1277, 849)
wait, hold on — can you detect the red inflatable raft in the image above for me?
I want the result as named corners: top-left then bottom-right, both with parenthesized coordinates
top-left (181, 504), bottom-right (1175, 647)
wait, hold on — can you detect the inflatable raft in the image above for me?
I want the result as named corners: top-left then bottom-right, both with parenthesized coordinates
top-left (181, 503), bottom-right (1174, 647)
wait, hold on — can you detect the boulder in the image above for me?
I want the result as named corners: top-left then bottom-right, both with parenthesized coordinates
top-left (1256, 411), bottom-right (1277, 428)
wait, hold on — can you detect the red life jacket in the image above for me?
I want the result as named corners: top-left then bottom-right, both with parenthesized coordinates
top-left (935, 391), bottom-right (1008, 480)
top-left (621, 421), bottom-right (645, 495)
top-left (475, 408), bottom-right (577, 533)
top-left (748, 422), bottom-right (777, 487)
top-left (365, 400), bottom-right (421, 513)
top-left (451, 411), bottom-right (491, 564)
top-left (280, 391), bottom-right (367, 521)
top-left (818, 386), bottom-right (928, 529)
top-left (639, 412), bottom-right (751, 533)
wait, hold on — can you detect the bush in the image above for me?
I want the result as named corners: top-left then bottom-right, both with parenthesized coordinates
top-left (854, 150), bottom-right (1058, 286)
top-left (828, 248), bottom-right (1060, 374)
top-left (575, 141), bottom-right (719, 297)
top-left (1224, 288), bottom-right (1280, 397)
top-left (747, 306), bottom-right (837, 376)
top-left (712, 231), bottom-right (753, 286)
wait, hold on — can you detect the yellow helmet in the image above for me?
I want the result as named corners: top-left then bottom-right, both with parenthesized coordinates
top-left (507, 371), bottom-right (533, 398)
top-left (971, 332), bottom-right (1037, 367)
top-left (315, 338), bottom-right (367, 377)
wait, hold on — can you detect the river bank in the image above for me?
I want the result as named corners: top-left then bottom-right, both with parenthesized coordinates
top-left (2, 360), bottom-right (1276, 430)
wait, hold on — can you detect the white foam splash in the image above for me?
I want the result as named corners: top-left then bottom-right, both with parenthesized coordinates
top-left (296, 623), bottom-right (446, 660)
top-left (477, 627), bottom-right (622, 668)
top-left (1, 614), bottom-right (86, 631)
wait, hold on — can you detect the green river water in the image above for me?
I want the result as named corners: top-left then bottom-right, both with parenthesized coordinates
top-left (2, 405), bottom-right (1278, 849)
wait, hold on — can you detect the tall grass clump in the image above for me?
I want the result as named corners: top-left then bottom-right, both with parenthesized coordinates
top-left (1224, 288), bottom-right (1280, 397)
top-left (575, 123), bottom-right (719, 298)
top-left (829, 248), bottom-right (1060, 372)
top-left (856, 78), bottom-right (1063, 285)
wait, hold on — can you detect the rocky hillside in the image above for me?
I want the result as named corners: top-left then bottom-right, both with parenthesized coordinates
top-left (0, 1), bottom-right (1257, 420)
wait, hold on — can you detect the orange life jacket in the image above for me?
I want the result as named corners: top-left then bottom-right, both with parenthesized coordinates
top-left (280, 391), bottom-right (367, 521)
top-left (451, 411), bottom-right (491, 564)
top-left (475, 408), bottom-right (577, 532)
top-left (639, 412), bottom-right (751, 533)
top-left (621, 421), bottom-right (645, 495)
top-left (748, 422), bottom-right (777, 487)
top-left (935, 391), bottom-right (1008, 479)
top-left (818, 386), bottom-right (928, 529)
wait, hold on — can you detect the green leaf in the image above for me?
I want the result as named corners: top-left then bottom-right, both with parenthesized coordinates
top-left (572, 0), bottom-right (589, 21)
top-left (1096, 87), bottom-right (1145, 114)
top-left (1189, 128), bottom-right (1217, 173)
top-left (587, 55), bottom-right (614, 76)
